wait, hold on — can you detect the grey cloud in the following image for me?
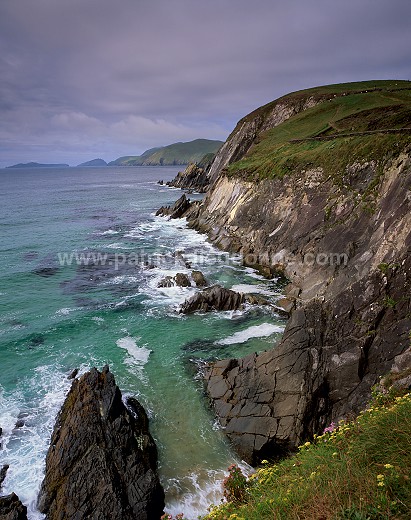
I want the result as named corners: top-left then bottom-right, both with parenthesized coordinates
top-left (0, 0), bottom-right (410, 166)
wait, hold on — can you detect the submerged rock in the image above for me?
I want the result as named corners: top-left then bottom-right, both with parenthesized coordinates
top-left (38, 366), bottom-right (164, 520)
top-left (0, 493), bottom-right (27, 520)
top-left (180, 285), bottom-right (244, 313)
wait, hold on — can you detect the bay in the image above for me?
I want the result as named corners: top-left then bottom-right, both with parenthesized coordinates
top-left (0, 166), bottom-right (285, 518)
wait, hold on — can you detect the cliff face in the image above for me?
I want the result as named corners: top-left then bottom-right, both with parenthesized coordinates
top-left (185, 83), bottom-right (411, 465)
top-left (38, 367), bottom-right (164, 519)
top-left (206, 95), bottom-right (319, 185)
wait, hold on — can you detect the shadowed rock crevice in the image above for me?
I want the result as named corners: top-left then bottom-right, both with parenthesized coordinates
top-left (37, 366), bottom-right (164, 520)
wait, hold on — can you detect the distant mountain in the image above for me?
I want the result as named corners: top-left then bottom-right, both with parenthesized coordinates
top-left (109, 139), bottom-right (223, 166)
top-left (6, 162), bottom-right (70, 169)
top-left (77, 158), bottom-right (108, 167)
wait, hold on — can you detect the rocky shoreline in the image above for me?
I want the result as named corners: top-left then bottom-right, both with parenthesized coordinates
top-left (1, 367), bottom-right (165, 520)
top-left (159, 91), bottom-right (411, 464)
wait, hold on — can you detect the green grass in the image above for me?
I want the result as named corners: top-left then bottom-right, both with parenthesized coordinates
top-left (109, 139), bottom-right (223, 166)
top-left (226, 80), bottom-right (411, 182)
top-left (202, 388), bottom-right (411, 520)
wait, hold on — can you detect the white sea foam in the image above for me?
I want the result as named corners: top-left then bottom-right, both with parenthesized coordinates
top-left (98, 229), bottom-right (119, 236)
top-left (0, 364), bottom-right (88, 519)
top-left (91, 316), bottom-right (105, 323)
top-left (230, 283), bottom-right (276, 296)
top-left (116, 337), bottom-right (151, 366)
top-left (55, 307), bottom-right (77, 316)
top-left (217, 323), bottom-right (284, 345)
top-left (164, 462), bottom-right (254, 519)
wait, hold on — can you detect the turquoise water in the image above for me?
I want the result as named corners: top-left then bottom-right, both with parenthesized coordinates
top-left (0, 166), bottom-right (286, 518)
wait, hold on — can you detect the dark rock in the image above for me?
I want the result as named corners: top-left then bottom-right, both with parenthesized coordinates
top-left (0, 464), bottom-right (9, 488)
top-left (158, 273), bottom-right (191, 287)
top-left (14, 420), bottom-right (24, 429)
top-left (37, 366), bottom-right (164, 520)
top-left (157, 180), bottom-right (164, 185)
top-left (191, 270), bottom-right (207, 287)
top-left (0, 426), bottom-right (2, 437)
top-left (158, 276), bottom-right (174, 288)
top-left (174, 273), bottom-right (191, 287)
top-left (244, 294), bottom-right (270, 306)
top-left (155, 194), bottom-right (191, 219)
top-left (180, 285), bottom-right (244, 314)
top-left (68, 368), bottom-right (79, 380)
top-left (0, 493), bottom-right (27, 520)
top-left (277, 297), bottom-right (295, 313)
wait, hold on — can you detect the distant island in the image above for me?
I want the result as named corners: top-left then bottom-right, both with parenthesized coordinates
top-left (76, 158), bottom-right (108, 167)
top-left (5, 139), bottom-right (224, 170)
top-left (6, 162), bottom-right (70, 169)
top-left (109, 138), bottom-right (223, 166)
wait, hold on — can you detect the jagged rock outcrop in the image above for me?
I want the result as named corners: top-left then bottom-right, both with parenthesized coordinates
top-left (166, 153), bottom-right (215, 192)
top-left (37, 366), bottom-right (164, 520)
top-left (156, 194), bottom-right (192, 219)
top-left (0, 493), bottom-right (27, 520)
top-left (180, 285), bottom-right (245, 313)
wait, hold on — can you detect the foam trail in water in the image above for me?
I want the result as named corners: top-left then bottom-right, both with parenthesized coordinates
top-left (116, 337), bottom-right (151, 383)
top-left (217, 323), bottom-right (284, 345)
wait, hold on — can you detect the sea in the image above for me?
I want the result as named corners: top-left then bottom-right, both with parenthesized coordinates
top-left (0, 166), bottom-right (286, 519)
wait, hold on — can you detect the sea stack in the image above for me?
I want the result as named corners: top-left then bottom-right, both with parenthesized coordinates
top-left (38, 366), bottom-right (164, 520)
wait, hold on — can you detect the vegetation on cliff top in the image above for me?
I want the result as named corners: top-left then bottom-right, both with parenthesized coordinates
top-left (227, 80), bottom-right (411, 181)
top-left (109, 139), bottom-right (223, 166)
top-left (202, 385), bottom-right (411, 520)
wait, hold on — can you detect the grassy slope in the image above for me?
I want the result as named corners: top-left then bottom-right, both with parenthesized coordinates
top-left (203, 388), bottom-right (411, 520)
top-left (110, 139), bottom-right (223, 166)
top-left (227, 80), bottom-right (411, 181)
top-left (143, 139), bottom-right (222, 165)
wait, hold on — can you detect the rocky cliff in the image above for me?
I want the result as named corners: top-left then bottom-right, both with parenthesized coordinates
top-left (182, 81), bottom-right (411, 465)
top-left (166, 153), bottom-right (216, 192)
top-left (37, 366), bottom-right (164, 519)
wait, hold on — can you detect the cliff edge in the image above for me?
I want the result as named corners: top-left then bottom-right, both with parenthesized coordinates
top-left (185, 80), bottom-right (411, 464)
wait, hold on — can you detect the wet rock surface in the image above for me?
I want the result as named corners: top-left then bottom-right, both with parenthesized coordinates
top-left (191, 270), bottom-right (207, 287)
top-left (180, 285), bottom-right (245, 314)
top-left (0, 493), bottom-right (27, 520)
top-left (38, 366), bottom-right (164, 520)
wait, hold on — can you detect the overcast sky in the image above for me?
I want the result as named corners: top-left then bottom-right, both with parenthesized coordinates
top-left (1, 0), bottom-right (410, 167)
